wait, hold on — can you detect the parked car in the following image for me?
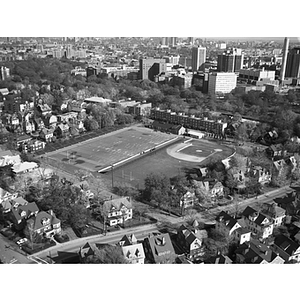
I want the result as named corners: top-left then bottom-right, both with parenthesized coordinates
top-left (16, 238), bottom-right (28, 246)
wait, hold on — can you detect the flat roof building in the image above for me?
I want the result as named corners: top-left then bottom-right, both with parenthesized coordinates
top-left (208, 72), bottom-right (237, 95)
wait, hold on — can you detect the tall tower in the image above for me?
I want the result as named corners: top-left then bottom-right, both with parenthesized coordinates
top-left (280, 37), bottom-right (289, 82)
top-left (191, 46), bottom-right (206, 72)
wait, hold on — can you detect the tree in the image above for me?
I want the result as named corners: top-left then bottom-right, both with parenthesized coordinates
top-left (83, 245), bottom-right (128, 264)
top-left (84, 118), bottom-right (99, 131)
top-left (143, 173), bottom-right (171, 209)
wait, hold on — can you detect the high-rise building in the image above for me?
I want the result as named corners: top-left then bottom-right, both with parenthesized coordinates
top-left (188, 37), bottom-right (194, 45)
top-left (161, 37), bottom-right (167, 46)
top-left (191, 46), bottom-right (206, 72)
top-left (285, 47), bottom-right (300, 78)
top-left (217, 48), bottom-right (244, 72)
top-left (0, 66), bottom-right (10, 80)
top-left (208, 72), bottom-right (237, 95)
top-left (280, 37), bottom-right (289, 82)
top-left (169, 37), bottom-right (176, 47)
top-left (139, 58), bottom-right (166, 81)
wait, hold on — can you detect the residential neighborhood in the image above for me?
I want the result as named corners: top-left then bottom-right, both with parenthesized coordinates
top-left (1, 35), bottom-right (300, 266)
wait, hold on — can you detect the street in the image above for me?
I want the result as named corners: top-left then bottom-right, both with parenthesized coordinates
top-left (30, 223), bottom-right (159, 261)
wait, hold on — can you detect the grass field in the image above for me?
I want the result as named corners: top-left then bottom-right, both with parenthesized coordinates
top-left (102, 139), bottom-right (233, 189)
top-left (45, 126), bottom-right (178, 174)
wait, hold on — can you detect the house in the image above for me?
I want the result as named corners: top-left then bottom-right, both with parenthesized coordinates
top-left (143, 233), bottom-right (176, 264)
top-left (10, 202), bottom-right (39, 225)
top-left (180, 191), bottom-right (198, 209)
top-left (43, 114), bottom-right (58, 128)
top-left (39, 128), bottom-right (54, 142)
top-left (272, 234), bottom-right (300, 263)
top-left (102, 197), bottom-right (133, 226)
top-left (33, 118), bottom-right (45, 131)
top-left (261, 203), bottom-right (286, 227)
top-left (205, 254), bottom-right (233, 264)
top-left (273, 159), bottom-right (287, 174)
top-left (121, 243), bottom-right (145, 264)
top-left (15, 134), bottom-right (32, 148)
top-left (57, 112), bottom-right (78, 124)
top-left (23, 120), bottom-right (36, 134)
top-left (242, 206), bottom-right (274, 239)
top-left (251, 166), bottom-right (272, 185)
top-left (12, 161), bottom-right (38, 175)
top-left (119, 234), bottom-right (138, 246)
top-left (23, 139), bottom-right (46, 153)
top-left (235, 240), bottom-right (285, 264)
top-left (0, 187), bottom-right (18, 204)
top-left (0, 154), bottom-right (21, 167)
top-left (234, 226), bottom-right (252, 245)
top-left (1, 196), bottom-right (28, 213)
top-left (25, 210), bottom-right (61, 238)
top-left (67, 100), bottom-right (86, 112)
top-left (72, 180), bottom-right (93, 208)
top-left (37, 103), bottom-right (52, 116)
top-left (266, 144), bottom-right (287, 158)
top-left (79, 242), bottom-right (97, 260)
top-left (176, 224), bottom-right (204, 261)
top-left (197, 180), bottom-right (224, 200)
top-left (55, 123), bottom-right (70, 138)
top-left (215, 211), bottom-right (241, 236)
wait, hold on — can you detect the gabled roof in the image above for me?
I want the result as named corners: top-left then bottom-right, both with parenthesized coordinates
top-left (121, 243), bottom-right (145, 261)
top-left (144, 233), bottom-right (175, 263)
top-left (103, 197), bottom-right (132, 214)
top-left (210, 254), bottom-right (232, 264)
top-left (215, 211), bottom-right (238, 230)
top-left (119, 234), bottom-right (137, 246)
top-left (274, 234), bottom-right (300, 256)
top-left (242, 206), bottom-right (257, 218)
top-left (1, 196), bottom-right (28, 211)
top-left (27, 210), bottom-right (60, 231)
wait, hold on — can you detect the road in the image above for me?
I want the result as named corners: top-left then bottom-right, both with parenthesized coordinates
top-left (30, 223), bottom-right (159, 261)
top-left (197, 185), bottom-right (294, 223)
top-left (0, 234), bottom-right (34, 264)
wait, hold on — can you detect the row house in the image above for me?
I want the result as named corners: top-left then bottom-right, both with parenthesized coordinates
top-left (242, 206), bottom-right (274, 239)
top-left (150, 108), bottom-right (227, 137)
top-left (102, 197), bottom-right (133, 226)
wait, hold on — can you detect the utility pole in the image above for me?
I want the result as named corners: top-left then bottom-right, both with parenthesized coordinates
top-left (111, 165), bottom-right (114, 189)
